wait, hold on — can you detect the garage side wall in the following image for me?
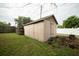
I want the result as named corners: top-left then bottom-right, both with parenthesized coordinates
top-left (44, 19), bottom-right (50, 41)
top-left (24, 24), bottom-right (34, 38)
top-left (24, 22), bottom-right (44, 42)
top-left (44, 17), bottom-right (57, 41)
top-left (50, 17), bottom-right (57, 36)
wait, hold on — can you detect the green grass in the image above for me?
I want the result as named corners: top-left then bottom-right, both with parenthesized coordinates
top-left (0, 33), bottom-right (56, 56)
top-left (0, 33), bottom-right (79, 56)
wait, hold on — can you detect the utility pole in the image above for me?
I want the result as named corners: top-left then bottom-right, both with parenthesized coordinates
top-left (39, 3), bottom-right (57, 18)
top-left (50, 3), bottom-right (57, 8)
top-left (40, 5), bottom-right (43, 18)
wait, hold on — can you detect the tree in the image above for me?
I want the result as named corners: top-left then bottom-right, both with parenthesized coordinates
top-left (63, 16), bottom-right (79, 28)
top-left (0, 22), bottom-right (16, 33)
top-left (57, 25), bottom-right (63, 28)
top-left (15, 16), bottom-right (32, 35)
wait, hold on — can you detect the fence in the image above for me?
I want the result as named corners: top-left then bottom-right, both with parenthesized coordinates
top-left (57, 28), bottom-right (79, 35)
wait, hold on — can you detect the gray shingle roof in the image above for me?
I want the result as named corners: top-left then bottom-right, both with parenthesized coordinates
top-left (24, 15), bottom-right (58, 26)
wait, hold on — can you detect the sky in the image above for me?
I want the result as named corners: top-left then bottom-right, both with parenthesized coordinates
top-left (0, 3), bottom-right (79, 26)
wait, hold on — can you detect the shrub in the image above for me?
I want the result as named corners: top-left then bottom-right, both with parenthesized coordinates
top-left (16, 28), bottom-right (24, 35)
top-left (47, 35), bottom-right (79, 49)
top-left (47, 37), bottom-right (56, 45)
top-left (69, 34), bottom-right (76, 40)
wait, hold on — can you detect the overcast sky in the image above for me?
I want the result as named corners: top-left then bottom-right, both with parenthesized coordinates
top-left (0, 3), bottom-right (79, 26)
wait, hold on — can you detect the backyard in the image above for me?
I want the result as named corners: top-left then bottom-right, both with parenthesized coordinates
top-left (0, 33), bottom-right (79, 56)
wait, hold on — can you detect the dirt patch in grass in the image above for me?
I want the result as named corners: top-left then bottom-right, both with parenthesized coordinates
top-left (46, 35), bottom-right (79, 56)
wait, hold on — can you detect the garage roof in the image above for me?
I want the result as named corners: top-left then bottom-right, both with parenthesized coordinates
top-left (24, 15), bottom-right (58, 26)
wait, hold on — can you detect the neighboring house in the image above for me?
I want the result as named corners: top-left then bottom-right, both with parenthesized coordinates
top-left (57, 28), bottom-right (79, 35)
top-left (24, 15), bottom-right (58, 42)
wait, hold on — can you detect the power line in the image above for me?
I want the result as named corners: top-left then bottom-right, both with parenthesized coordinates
top-left (22, 3), bottom-right (32, 8)
top-left (0, 3), bottom-right (31, 8)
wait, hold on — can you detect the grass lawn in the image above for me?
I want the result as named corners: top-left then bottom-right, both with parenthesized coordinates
top-left (0, 33), bottom-right (79, 56)
top-left (0, 33), bottom-right (55, 56)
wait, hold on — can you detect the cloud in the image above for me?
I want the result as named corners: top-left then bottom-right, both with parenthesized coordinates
top-left (0, 3), bottom-right (79, 26)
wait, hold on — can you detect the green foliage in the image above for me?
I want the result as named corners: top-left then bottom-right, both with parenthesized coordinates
top-left (63, 16), bottom-right (79, 28)
top-left (57, 25), bottom-right (63, 28)
top-left (0, 22), bottom-right (15, 33)
top-left (15, 16), bottom-right (32, 35)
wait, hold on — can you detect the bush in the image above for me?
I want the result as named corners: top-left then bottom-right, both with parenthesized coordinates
top-left (16, 28), bottom-right (24, 35)
top-left (0, 22), bottom-right (16, 33)
top-left (69, 34), bottom-right (76, 40)
top-left (10, 26), bottom-right (16, 32)
top-left (47, 37), bottom-right (56, 45)
top-left (47, 35), bottom-right (79, 49)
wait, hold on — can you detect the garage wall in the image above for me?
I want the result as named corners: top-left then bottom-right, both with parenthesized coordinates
top-left (50, 17), bottom-right (57, 36)
top-left (24, 16), bottom-right (57, 42)
top-left (24, 24), bottom-right (34, 37)
top-left (44, 17), bottom-right (57, 41)
top-left (24, 22), bottom-right (45, 41)
top-left (44, 19), bottom-right (50, 41)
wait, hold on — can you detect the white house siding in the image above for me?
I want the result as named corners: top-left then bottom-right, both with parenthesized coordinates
top-left (57, 28), bottom-right (79, 35)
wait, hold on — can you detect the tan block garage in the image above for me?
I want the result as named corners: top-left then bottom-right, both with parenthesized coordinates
top-left (24, 15), bottom-right (58, 42)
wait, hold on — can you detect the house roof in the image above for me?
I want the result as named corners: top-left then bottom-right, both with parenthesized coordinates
top-left (24, 15), bottom-right (58, 26)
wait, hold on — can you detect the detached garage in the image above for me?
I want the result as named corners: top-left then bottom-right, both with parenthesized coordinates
top-left (24, 15), bottom-right (58, 42)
